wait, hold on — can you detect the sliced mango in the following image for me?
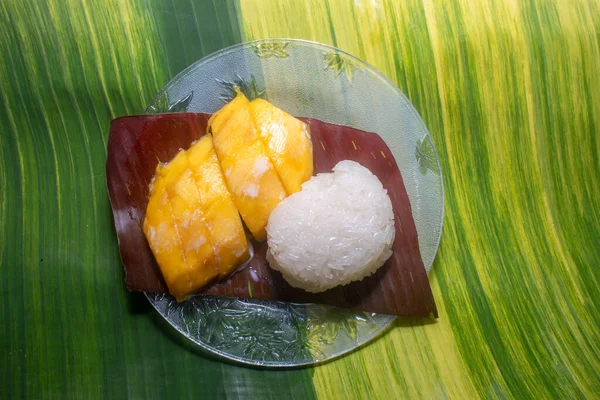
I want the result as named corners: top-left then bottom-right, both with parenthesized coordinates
top-left (249, 99), bottom-right (313, 194)
top-left (143, 173), bottom-right (191, 297)
top-left (168, 166), bottom-right (220, 292)
top-left (188, 135), bottom-right (249, 278)
top-left (209, 91), bottom-right (287, 241)
top-left (143, 92), bottom-right (314, 299)
top-left (143, 136), bottom-right (249, 301)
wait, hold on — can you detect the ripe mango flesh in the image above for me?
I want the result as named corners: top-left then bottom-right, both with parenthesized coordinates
top-left (249, 98), bottom-right (313, 194)
top-left (187, 136), bottom-right (250, 279)
top-left (209, 92), bottom-right (287, 241)
top-left (143, 135), bottom-right (249, 301)
top-left (143, 92), bottom-right (313, 299)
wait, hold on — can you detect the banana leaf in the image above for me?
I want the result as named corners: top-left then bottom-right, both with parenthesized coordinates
top-left (107, 113), bottom-right (437, 317)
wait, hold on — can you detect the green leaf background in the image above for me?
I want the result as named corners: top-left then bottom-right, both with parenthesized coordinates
top-left (2, 0), bottom-right (600, 399)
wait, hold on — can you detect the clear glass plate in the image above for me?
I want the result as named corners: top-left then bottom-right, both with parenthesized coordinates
top-left (144, 39), bottom-right (444, 367)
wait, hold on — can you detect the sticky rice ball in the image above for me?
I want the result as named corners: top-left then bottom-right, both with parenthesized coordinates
top-left (266, 160), bottom-right (395, 293)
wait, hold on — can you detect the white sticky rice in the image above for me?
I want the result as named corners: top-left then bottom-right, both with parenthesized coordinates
top-left (266, 160), bottom-right (395, 293)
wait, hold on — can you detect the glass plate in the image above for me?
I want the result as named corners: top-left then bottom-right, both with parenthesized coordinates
top-left (144, 39), bottom-right (444, 367)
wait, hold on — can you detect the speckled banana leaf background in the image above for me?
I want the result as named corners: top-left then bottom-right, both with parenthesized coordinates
top-left (1, 0), bottom-right (599, 398)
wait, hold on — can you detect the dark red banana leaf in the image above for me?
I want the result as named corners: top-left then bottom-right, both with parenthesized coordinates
top-left (106, 113), bottom-right (437, 317)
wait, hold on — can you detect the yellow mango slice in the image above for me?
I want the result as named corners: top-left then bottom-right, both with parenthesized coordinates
top-left (187, 135), bottom-right (249, 278)
top-left (168, 165), bottom-right (220, 292)
top-left (143, 151), bottom-right (195, 300)
top-left (209, 92), bottom-right (287, 241)
top-left (143, 136), bottom-right (249, 300)
top-left (249, 99), bottom-right (313, 194)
